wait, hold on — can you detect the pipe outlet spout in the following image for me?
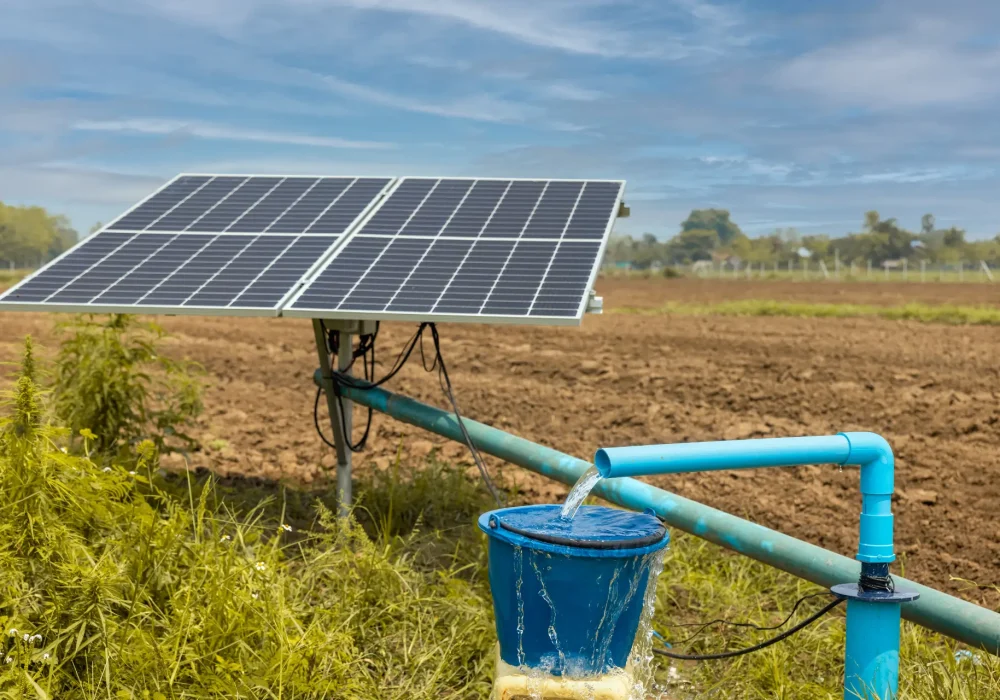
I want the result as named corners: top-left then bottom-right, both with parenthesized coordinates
top-left (594, 432), bottom-right (895, 564)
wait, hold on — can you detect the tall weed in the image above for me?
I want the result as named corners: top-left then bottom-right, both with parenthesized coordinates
top-left (52, 314), bottom-right (203, 457)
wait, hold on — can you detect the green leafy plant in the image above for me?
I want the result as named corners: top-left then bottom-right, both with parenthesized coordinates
top-left (0, 338), bottom-right (496, 699)
top-left (52, 314), bottom-right (203, 456)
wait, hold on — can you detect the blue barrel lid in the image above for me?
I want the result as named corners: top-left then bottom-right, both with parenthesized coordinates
top-left (479, 504), bottom-right (668, 558)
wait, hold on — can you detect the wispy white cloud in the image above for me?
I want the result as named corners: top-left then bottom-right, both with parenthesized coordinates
top-left (775, 21), bottom-right (1000, 109)
top-left (72, 119), bottom-right (394, 149)
top-left (120, 0), bottom-right (751, 60)
top-left (313, 73), bottom-right (535, 123)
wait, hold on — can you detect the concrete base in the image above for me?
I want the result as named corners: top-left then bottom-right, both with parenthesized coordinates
top-left (491, 646), bottom-right (634, 700)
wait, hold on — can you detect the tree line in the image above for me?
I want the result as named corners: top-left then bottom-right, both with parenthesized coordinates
top-left (0, 202), bottom-right (79, 269)
top-left (605, 209), bottom-right (1000, 269)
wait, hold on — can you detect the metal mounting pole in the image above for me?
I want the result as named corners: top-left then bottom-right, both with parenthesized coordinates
top-left (311, 319), bottom-right (354, 515)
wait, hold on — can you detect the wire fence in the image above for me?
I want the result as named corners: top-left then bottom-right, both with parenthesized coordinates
top-left (606, 260), bottom-right (996, 284)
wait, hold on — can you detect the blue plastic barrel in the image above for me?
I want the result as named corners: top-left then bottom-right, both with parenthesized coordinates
top-left (478, 504), bottom-right (669, 676)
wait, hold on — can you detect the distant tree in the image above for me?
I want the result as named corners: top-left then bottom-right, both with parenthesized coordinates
top-left (89, 222), bottom-right (104, 234)
top-left (921, 213), bottom-right (935, 235)
top-left (680, 209), bottom-right (742, 246)
top-left (864, 210), bottom-right (880, 232)
top-left (943, 227), bottom-right (965, 247)
top-left (0, 202), bottom-right (78, 267)
top-left (666, 228), bottom-right (719, 262)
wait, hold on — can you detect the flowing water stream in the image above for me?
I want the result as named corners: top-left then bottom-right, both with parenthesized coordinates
top-left (559, 466), bottom-right (603, 521)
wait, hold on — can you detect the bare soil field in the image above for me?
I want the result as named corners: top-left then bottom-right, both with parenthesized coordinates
top-left (2, 277), bottom-right (998, 605)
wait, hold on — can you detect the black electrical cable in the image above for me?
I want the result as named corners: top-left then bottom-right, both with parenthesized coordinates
top-left (653, 596), bottom-right (844, 661)
top-left (314, 321), bottom-right (504, 506)
top-left (314, 322), bottom-right (379, 452)
top-left (426, 323), bottom-right (503, 506)
top-left (662, 591), bottom-right (832, 646)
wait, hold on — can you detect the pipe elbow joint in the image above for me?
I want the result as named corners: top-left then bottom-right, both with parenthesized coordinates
top-left (840, 432), bottom-right (894, 495)
top-left (840, 432), bottom-right (896, 564)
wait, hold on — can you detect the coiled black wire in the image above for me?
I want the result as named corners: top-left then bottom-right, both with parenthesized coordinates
top-left (313, 321), bottom-right (503, 506)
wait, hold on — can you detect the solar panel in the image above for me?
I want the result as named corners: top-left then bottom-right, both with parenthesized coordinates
top-left (284, 177), bottom-right (624, 325)
top-left (0, 175), bottom-right (394, 316)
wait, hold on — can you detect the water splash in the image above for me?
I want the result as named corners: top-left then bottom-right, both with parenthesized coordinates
top-left (530, 551), bottom-right (566, 675)
top-left (514, 545), bottom-right (526, 667)
top-left (629, 549), bottom-right (669, 700)
top-left (560, 465), bottom-right (603, 521)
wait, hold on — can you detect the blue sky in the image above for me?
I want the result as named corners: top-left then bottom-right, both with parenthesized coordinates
top-left (1, 0), bottom-right (998, 239)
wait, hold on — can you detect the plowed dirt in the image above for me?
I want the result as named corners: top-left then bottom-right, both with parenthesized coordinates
top-left (2, 278), bottom-right (998, 604)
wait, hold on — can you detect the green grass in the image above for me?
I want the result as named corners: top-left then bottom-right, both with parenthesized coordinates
top-left (613, 299), bottom-right (1000, 325)
top-left (3, 324), bottom-right (998, 698)
top-left (653, 533), bottom-right (1000, 699)
top-left (0, 269), bottom-right (32, 289)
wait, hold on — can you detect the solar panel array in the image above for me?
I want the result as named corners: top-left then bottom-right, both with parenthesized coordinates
top-left (1, 175), bottom-right (392, 315)
top-left (286, 178), bottom-right (622, 323)
top-left (1, 174), bottom-right (624, 324)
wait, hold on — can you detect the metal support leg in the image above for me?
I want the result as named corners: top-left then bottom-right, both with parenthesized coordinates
top-left (312, 319), bottom-right (353, 515)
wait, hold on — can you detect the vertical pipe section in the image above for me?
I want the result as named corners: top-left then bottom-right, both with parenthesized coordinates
top-left (845, 600), bottom-right (902, 699)
top-left (318, 375), bottom-right (1000, 655)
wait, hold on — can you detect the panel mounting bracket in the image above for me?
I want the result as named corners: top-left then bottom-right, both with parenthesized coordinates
top-left (586, 289), bottom-right (604, 315)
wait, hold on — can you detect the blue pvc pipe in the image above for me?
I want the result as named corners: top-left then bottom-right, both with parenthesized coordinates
top-left (845, 599), bottom-right (902, 699)
top-left (314, 371), bottom-right (1000, 655)
top-left (596, 434), bottom-right (895, 564)
top-left (597, 435), bottom-right (906, 697)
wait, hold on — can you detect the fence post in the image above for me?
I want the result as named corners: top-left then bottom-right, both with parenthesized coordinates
top-left (981, 261), bottom-right (994, 282)
top-left (867, 259), bottom-right (872, 279)
top-left (959, 262), bottom-right (964, 282)
top-left (835, 249), bottom-right (840, 279)
top-left (903, 259), bottom-right (908, 281)
top-left (818, 260), bottom-right (830, 279)
top-left (921, 260), bottom-right (926, 283)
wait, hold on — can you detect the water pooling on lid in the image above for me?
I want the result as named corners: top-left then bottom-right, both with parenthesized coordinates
top-left (498, 504), bottom-right (665, 549)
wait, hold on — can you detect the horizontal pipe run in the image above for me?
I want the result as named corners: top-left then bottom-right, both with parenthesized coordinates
top-left (315, 371), bottom-right (1000, 656)
top-left (594, 436), bottom-right (853, 478)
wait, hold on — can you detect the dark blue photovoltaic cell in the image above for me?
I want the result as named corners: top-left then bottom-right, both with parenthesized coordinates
top-left (93, 234), bottom-right (214, 304)
top-left (480, 240), bottom-right (556, 315)
top-left (307, 178), bottom-right (392, 234)
top-left (480, 181), bottom-right (546, 238)
top-left (184, 236), bottom-right (293, 306)
top-left (227, 178), bottom-right (318, 233)
top-left (138, 236), bottom-right (247, 306)
top-left (231, 236), bottom-right (336, 307)
top-left (358, 179), bottom-right (434, 235)
top-left (385, 239), bottom-right (473, 313)
top-left (398, 180), bottom-right (472, 237)
top-left (530, 241), bottom-right (601, 316)
top-left (2, 232), bottom-right (134, 302)
top-left (267, 179), bottom-right (348, 233)
top-left (101, 175), bottom-right (388, 237)
top-left (0, 230), bottom-right (340, 312)
top-left (188, 177), bottom-right (283, 231)
top-left (521, 181), bottom-right (584, 238)
top-left (292, 236), bottom-right (390, 310)
top-left (440, 180), bottom-right (508, 237)
top-left (338, 238), bottom-right (432, 311)
top-left (148, 177), bottom-right (246, 231)
top-left (562, 182), bottom-right (621, 239)
top-left (431, 239), bottom-right (514, 313)
top-left (107, 177), bottom-right (211, 230)
top-left (288, 177), bottom-right (621, 321)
